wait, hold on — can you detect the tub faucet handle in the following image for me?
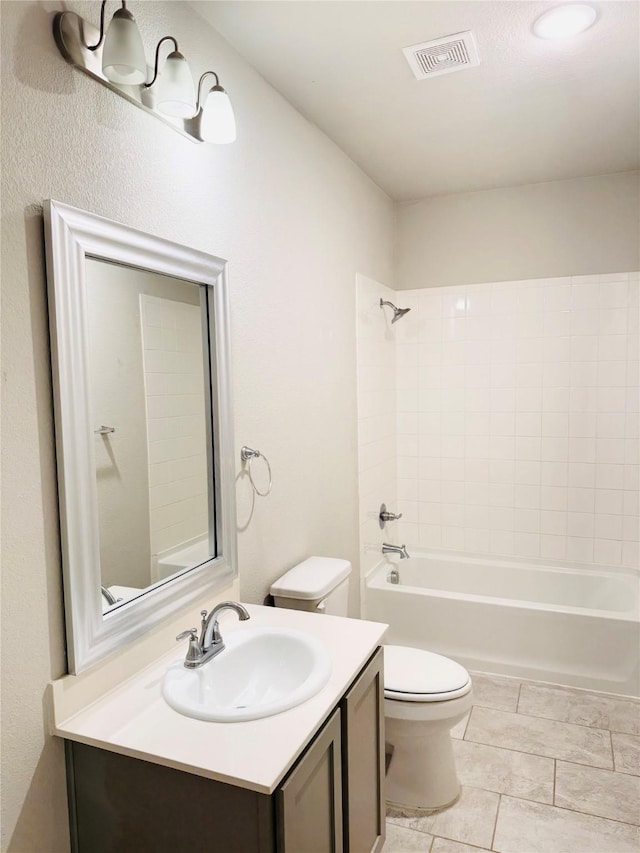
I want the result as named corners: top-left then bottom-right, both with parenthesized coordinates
top-left (379, 503), bottom-right (403, 528)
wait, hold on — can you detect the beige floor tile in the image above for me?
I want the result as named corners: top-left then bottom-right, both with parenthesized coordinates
top-left (469, 673), bottom-right (520, 712)
top-left (518, 683), bottom-right (640, 735)
top-left (555, 760), bottom-right (640, 825)
top-left (431, 838), bottom-right (491, 853)
top-left (453, 738), bottom-right (554, 803)
top-left (613, 732), bottom-right (640, 776)
top-left (383, 821), bottom-right (434, 851)
top-left (450, 711), bottom-right (470, 740)
top-left (493, 796), bottom-right (640, 853)
top-left (389, 786), bottom-right (499, 850)
top-left (465, 706), bottom-right (613, 768)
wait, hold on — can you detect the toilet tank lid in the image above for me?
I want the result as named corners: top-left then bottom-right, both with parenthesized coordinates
top-left (270, 557), bottom-right (351, 600)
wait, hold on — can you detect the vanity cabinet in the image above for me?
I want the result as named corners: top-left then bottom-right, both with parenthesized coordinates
top-left (65, 647), bottom-right (384, 853)
top-left (277, 709), bottom-right (343, 852)
top-left (341, 646), bottom-right (385, 853)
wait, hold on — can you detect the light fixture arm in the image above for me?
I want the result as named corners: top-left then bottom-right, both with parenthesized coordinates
top-left (195, 71), bottom-right (222, 112)
top-left (87, 0), bottom-right (127, 51)
top-left (145, 36), bottom-right (179, 88)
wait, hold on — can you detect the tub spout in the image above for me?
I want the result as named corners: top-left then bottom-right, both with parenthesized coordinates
top-left (382, 543), bottom-right (410, 559)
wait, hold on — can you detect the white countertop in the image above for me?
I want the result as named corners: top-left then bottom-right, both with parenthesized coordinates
top-left (51, 605), bottom-right (387, 794)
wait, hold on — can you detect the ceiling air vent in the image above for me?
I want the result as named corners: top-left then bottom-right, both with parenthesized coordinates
top-left (403, 31), bottom-right (480, 81)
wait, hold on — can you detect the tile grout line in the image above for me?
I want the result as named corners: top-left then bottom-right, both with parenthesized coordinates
top-left (548, 799), bottom-right (640, 829)
top-left (552, 755), bottom-right (640, 776)
top-left (455, 729), bottom-right (557, 760)
top-left (402, 782), bottom-right (640, 836)
top-left (490, 793), bottom-right (501, 851)
top-left (469, 703), bottom-right (619, 735)
top-left (475, 669), bottom-right (640, 701)
top-left (609, 728), bottom-right (616, 772)
top-left (461, 733), bottom-right (612, 769)
top-left (552, 758), bottom-right (557, 805)
top-left (515, 681), bottom-right (523, 714)
top-left (461, 705), bottom-right (473, 740)
top-left (490, 705), bottom-right (632, 735)
top-left (463, 710), bottom-right (614, 770)
top-left (430, 835), bottom-right (491, 852)
top-left (493, 791), bottom-right (640, 830)
top-left (505, 678), bottom-right (640, 711)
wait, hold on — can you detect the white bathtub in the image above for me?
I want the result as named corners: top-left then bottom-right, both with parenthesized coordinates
top-left (365, 551), bottom-right (640, 697)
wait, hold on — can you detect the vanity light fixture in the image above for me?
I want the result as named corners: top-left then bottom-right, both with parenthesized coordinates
top-left (52, 2), bottom-right (235, 144)
top-left (533, 4), bottom-right (597, 39)
top-left (145, 36), bottom-right (196, 118)
top-left (192, 72), bottom-right (237, 144)
top-left (89, 1), bottom-right (146, 85)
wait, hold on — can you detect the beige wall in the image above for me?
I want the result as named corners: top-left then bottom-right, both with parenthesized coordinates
top-left (0, 2), bottom-right (394, 849)
top-left (396, 172), bottom-right (640, 289)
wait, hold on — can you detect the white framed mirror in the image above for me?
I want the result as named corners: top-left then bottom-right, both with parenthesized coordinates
top-left (44, 200), bottom-right (237, 673)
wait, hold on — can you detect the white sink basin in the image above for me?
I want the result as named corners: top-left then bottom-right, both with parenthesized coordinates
top-left (162, 626), bottom-right (332, 722)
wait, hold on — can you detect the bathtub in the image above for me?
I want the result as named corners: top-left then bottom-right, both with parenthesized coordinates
top-left (365, 551), bottom-right (640, 697)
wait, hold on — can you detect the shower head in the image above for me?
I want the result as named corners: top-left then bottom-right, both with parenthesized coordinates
top-left (380, 298), bottom-right (411, 324)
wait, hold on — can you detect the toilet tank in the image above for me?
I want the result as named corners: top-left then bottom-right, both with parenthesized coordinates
top-left (270, 557), bottom-right (351, 616)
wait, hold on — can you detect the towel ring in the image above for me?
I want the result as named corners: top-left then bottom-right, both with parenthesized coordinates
top-left (241, 446), bottom-right (272, 497)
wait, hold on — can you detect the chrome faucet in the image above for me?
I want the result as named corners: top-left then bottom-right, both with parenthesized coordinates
top-left (382, 542), bottom-right (410, 559)
top-left (177, 601), bottom-right (250, 669)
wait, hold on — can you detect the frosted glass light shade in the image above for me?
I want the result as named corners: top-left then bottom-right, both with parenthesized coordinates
top-left (102, 8), bottom-right (147, 85)
top-left (156, 52), bottom-right (196, 118)
top-left (533, 4), bottom-right (597, 39)
top-left (201, 86), bottom-right (237, 144)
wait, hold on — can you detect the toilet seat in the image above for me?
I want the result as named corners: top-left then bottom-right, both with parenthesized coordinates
top-left (383, 645), bottom-right (471, 702)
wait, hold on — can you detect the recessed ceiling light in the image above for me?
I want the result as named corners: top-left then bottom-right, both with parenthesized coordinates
top-left (533, 4), bottom-right (597, 39)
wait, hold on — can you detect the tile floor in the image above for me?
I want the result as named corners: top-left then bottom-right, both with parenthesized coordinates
top-left (384, 673), bottom-right (640, 853)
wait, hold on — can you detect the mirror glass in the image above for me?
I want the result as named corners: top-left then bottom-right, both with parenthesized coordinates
top-left (85, 260), bottom-right (215, 614)
top-left (45, 200), bottom-right (236, 673)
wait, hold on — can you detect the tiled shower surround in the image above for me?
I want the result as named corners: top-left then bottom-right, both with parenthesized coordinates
top-left (140, 294), bottom-right (208, 571)
top-left (357, 272), bottom-right (639, 570)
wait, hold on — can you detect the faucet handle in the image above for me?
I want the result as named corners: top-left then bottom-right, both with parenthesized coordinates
top-left (176, 628), bottom-right (198, 642)
top-left (176, 628), bottom-right (203, 666)
top-left (379, 503), bottom-right (403, 528)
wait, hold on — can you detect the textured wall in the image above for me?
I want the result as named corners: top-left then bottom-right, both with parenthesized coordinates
top-left (0, 2), bottom-right (394, 849)
top-left (396, 172), bottom-right (640, 289)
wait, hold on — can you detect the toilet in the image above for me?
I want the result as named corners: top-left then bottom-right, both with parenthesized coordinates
top-left (270, 556), bottom-right (473, 813)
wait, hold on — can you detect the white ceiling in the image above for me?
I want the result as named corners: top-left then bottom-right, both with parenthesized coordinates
top-left (194, 1), bottom-right (640, 202)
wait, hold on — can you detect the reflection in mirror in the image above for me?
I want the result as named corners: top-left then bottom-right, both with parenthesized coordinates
top-left (85, 260), bottom-right (213, 613)
top-left (45, 199), bottom-right (236, 673)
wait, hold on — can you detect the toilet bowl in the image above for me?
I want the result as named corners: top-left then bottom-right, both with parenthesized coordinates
top-left (270, 557), bottom-right (472, 813)
top-left (384, 645), bottom-right (472, 812)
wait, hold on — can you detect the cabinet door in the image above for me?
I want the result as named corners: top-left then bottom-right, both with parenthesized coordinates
top-left (341, 647), bottom-right (385, 853)
top-left (277, 709), bottom-right (343, 853)
top-left (66, 741), bottom-right (276, 853)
